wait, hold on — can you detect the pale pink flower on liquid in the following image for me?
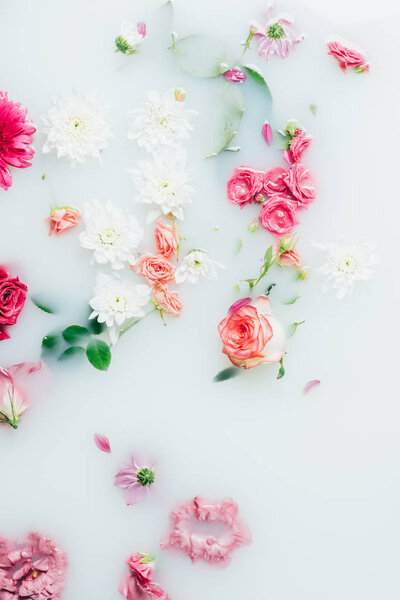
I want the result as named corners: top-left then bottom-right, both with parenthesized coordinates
top-left (0, 362), bottom-right (42, 429)
top-left (132, 254), bottom-right (175, 285)
top-left (115, 457), bottom-right (155, 505)
top-left (283, 163), bottom-right (316, 206)
top-left (48, 207), bottom-right (80, 236)
top-left (153, 284), bottom-right (182, 316)
top-left (327, 40), bottom-right (369, 72)
top-left (251, 3), bottom-right (305, 60)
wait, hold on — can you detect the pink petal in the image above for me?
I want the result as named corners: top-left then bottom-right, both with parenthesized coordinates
top-left (94, 433), bottom-right (111, 453)
top-left (137, 22), bottom-right (146, 38)
top-left (125, 483), bottom-right (147, 505)
top-left (262, 121), bottom-right (273, 145)
top-left (303, 379), bottom-right (321, 395)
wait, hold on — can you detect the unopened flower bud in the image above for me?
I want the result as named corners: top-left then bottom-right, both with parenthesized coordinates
top-left (248, 220), bottom-right (258, 233)
top-left (279, 233), bottom-right (297, 252)
top-left (174, 88), bottom-right (186, 102)
top-left (297, 265), bottom-right (310, 280)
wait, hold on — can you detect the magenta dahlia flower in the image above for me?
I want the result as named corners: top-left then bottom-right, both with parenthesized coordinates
top-left (0, 92), bottom-right (35, 191)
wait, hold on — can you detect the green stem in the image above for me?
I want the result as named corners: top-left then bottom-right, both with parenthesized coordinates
top-left (171, 32), bottom-right (178, 55)
top-left (119, 307), bottom-right (157, 338)
top-left (238, 28), bottom-right (255, 63)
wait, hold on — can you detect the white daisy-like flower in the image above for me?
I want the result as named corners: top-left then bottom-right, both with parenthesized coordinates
top-left (175, 249), bottom-right (225, 284)
top-left (115, 21), bottom-right (147, 55)
top-left (315, 240), bottom-right (378, 299)
top-left (79, 199), bottom-right (143, 269)
top-left (127, 90), bottom-right (196, 155)
top-left (130, 156), bottom-right (194, 221)
top-left (41, 91), bottom-right (112, 164)
top-left (89, 272), bottom-right (151, 345)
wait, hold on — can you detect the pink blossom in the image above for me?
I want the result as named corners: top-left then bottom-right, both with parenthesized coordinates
top-left (259, 195), bottom-right (299, 235)
top-left (0, 92), bottom-right (35, 190)
top-left (153, 284), bottom-right (182, 316)
top-left (48, 207), bottom-right (80, 236)
top-left (261, 121), bottom-right (273, 145)
top-left (262, 166), bottom-right (288, 197)
top-left (223, 68), bottom-right (247, 83)
top-left (132, 254), bottom-right (175, 285)
top-left (94, 433), bottom-right (111, 453)
top-left (154, 221), bottom-right (178, 258)
top-left (161, 496), bottom-right (252, 566)
top-left (227, 166), bottom-right (264, 208)
top-left (0, 362), bottom-right (42, 429)
top-left (137, 22), bottom-right (147, 38)
top-left (0, 531), bottom-right (67, 598)
top-left (120, 553), bottom-right (170, 600)
top-left (251, 4), bottom-right (305, 60)
top-left (327, 40), bottom-right (369, 72)
top-left (277, 248), bottom-right (300, 267)
top-left (115, 457), bottom-right (155, 505)
top-left (283, 163), bottom-right (316, 206)
top-left (284, 131), bottom-right (312, 164)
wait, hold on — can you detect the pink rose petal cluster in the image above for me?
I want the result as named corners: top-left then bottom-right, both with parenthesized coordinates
top-left (0, 531), bottom-right (67, 598)
top-left (48, 207), bottom-right (80, 236)
top-left (327, 40), bottom-right (369, 73)
top-left (0, 267), bottom-right (27, 341)
top-left (120, 553), bottom-right (170, 600)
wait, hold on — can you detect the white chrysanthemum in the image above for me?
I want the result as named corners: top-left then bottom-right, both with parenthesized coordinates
top-left (127, 90), bottom-right (196, 154)
top-left (175, 249), bottom-right (225, 284)
top-left (41, 91), bottom-right (112, 163)
top-left (315, 240), bottom-right (378, 299)
top-left (79, 199), bottom-right (143, 269)
top-left (89, 272), bottom-right (151, 345)
top-left (130, 157), bottom-right (194, 221)
top-left (115, 21), bottom-right (146, 55)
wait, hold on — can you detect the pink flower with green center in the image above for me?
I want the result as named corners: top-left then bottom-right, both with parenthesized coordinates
top-left (251, 3), bottom-right (305, 60)
top-left (115, 457), bottom-right (155, 505)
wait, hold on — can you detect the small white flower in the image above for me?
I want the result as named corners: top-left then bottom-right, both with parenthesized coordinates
top-left (130, 156), bottom-right (194, 221)
top-left (89, 272), bottom-right (151, 345)
top-left (79, 199), bottom-right (143, 269)
top-left (42, 91), bottom-right (112, 164)
top-left (127, 90), bottom-right (196, 155)
top-left (175, 249), bottom-right (225, 284)
top-left (315, 240), bottom-right (378, 299)
top-left (115, 21), bottom-right (146, 55)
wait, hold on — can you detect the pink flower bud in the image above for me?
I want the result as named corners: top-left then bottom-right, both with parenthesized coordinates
top-left (223, 68), bottom-right (247, 83)
top-left (137, 22), bottom-right (147, 38)
top-left (261, 120), bottom-right (273, 145)
top-left (174, 88), bottom-right (186, 102)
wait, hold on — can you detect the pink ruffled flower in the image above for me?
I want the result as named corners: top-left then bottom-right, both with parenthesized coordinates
top-left (132, 254), bottom-right (175, 285)
top-left (259, 195), bottom-right (299, 235)
top-left (0, 362), bottom-right (42, 429)
top-left (115, 457), bottom-right (155, 505)
top-left (218, 296), bottom-right (285, 369)
top-left (283, 163), bottom-right (316, 206)
top-left (154, 221), bottom-right (178, 258)
top-left (327, 40), bottom-right (369, 72)
top-left (0, 531), bottom-right (67, 598)
top-left (284, 131), bottom-right (312, 164)
top-left (223, 68), bottom-right (247, 83)
top-left (227, 166), bottom-right (264, 208)
top-left (251, 3), bottom-right (305, 60)
top-left (0, 267), bottom-right (27, 341)
top-left (262, 166), bottom-right (288, 197)
top-left (120, 553), bottom-right (170, 600)
top-left (0, 92), bottom-right (35, 191)
top-left (153, 284), bottom-right (182, 316)
top-left (48, 207), bottom-right (80, 236)
top-left (161, 496), bottom-right (252, 567)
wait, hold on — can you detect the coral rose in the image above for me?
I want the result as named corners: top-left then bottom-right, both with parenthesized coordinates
top-left (284, 132), bottom-right (312, 164)
top-left (153, 284), bottom-right (182, 316)
top-left (154, 221), bottom-right (178, 258)
top-left (259, 196), bottom-right (299, 235)
top-left (132, 254), bottom-right (175, 285)
top-left (262, 166), bottom-right (288, 197)
top-left (227, 166), bottom-right (264, 207)
top-left (327, 41), bottom-right (369, 72)
top-left (218, 296), bottom-right (285, 369)
top-left (0, 267), bottom-right (27, 340)
top-left (48, 207), bottom-right (80, 235)
top-left (283, 164), bottom-right (316, 206)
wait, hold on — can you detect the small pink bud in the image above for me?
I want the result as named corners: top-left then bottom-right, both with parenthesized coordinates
top-left (261, 120), bottom-right (273, 145)
top-left (94, 433), bottom-right (111, 453)
top-left (137, 22), bottom-right (147, 38)
top-left (174, 88), bottom-right (186, 102)
top-left (223, 68), bottom-right (247, 83)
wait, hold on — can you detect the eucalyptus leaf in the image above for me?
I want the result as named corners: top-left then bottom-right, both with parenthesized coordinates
top-left (86, 339), bottom-right (111, 371)
top-left (172, 35), bottom-right (231, 77)
top-left (31, 296), bottom-right (55, 314)
top-left (207, 83), bottom-right (245, 157)
top-left (58, 346), bottom-right (85, 361)
top-left (62, 325), bottom-right (90, 345)
top-left (213, 367), bottom-right (240, 383)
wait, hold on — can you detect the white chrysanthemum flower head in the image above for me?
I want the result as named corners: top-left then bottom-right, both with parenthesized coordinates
top-left (115, 21), bottom-right (146, 55)
top-left (175, 249), bottom-right (225, 284)
top-left (127, 89), bottom-right (197, 155)
top-left (89, 272), bottom-right (151, 345)
top-left (79, 199), bottom-right (143, 269)
top-left (130, 156), bottom-right (194, 221)
top-left (41, 91), bottom-right (112, 164)
top-left (315, 239), bottom-right (378, 299)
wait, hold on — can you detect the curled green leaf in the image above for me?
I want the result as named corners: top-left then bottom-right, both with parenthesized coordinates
top-left (277, 358), bottom-right (285, 379)
top-left (31, 296), bottom-right (56, 314)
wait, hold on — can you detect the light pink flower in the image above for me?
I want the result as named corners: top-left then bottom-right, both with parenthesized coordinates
top-left (0, 531), bottom-right (67, 599)
top-left (0, 267), bottom-right (27, 341)
top-left (161, 496), bottom-right (252, 567)
top-left (223, 68), bottom-right (247, 83)
top-left (132, 254), bottom-right (175, 285)
top-left (218, 296), bottom-right (285, 369)
top-left (48, 207), bottom-right (80, 236)
top-left (259, 195), bottom-right (299, 235)
top-left (0, 362), bottom-right (42, 429)
top-left (120, 553), bottom-right (170, 600)
top-left (153, 284), bottom-right (183, 316)
top-left (261, 121), bottom-right (273, 145)
top-left (94, 433), bottom-right (111, 453)
top-left (227, 166), bottom-right (264, 208)
top-left (154, 221), bottom-right (178, 258)
top-left (327, 40), bottom-right (369, 72)
top-left (262, 166), bottom-right (288, 197)
top-left (284, 131), bottom-right (312, 164)
top-left (251, 3), bottom-right (305, 60)
top-left (283, 163), bottom-right (316, 206)
top-left (0, 92), bottom-right (35, 191)
top-left (115, 457), bottom-right (155, 505)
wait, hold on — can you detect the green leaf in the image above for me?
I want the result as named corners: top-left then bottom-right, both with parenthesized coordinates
top-left (41, 334), bottom-right (59, 350)
top-left (263, 245), bottom-right (274, 269)
top-left (277, 358), bottom-right (285, 380)
top-left (58, 346), bottom-right (85, 361)
top-left (310, 103), bottom-right (318, 115)
top-left (86, 339), bottom-right (111, 371)
top-left (265, 283), bottom-right (276, 296)
top-left (213, 367), bottom-right (240, 383)
top-left (289, 320), bottom-right (305, 337)
top-left (207, 84), bottom-right (245, 157)
top-left (234, 238), bottom-right (243, 256)
top-left (41, 173), bottom-right (46, 180)
top-left (62, 325), bottom-right (90, 345)
top-left (243, 64), bottom-right (272, 112)
top-left (31, 296), bottom-right (55, 314)
top-left (284, 295), bottom-right (301, 305)
top-left (172, 34), bottom-right (231, 77)
top-left (88, 318), bottom-right (106, 335)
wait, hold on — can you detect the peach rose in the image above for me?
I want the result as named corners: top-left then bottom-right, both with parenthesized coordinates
top-left (153, 284), bottom-right (183, 316)
top-left (48, 207), bottom-right (80, 235)
top-left (218, 296), bottom-right (285, 369)
top-left (132, 254), bottom-right (175, 285)
top-left (154, 221), bottom-right (178, 258)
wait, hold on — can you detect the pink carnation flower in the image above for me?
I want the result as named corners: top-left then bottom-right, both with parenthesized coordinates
top-left (327, 40), bottom-right (369, 72)
top-left (115, 457), bottom-right (155, 505)
top-left (0, 362), bottom-right (42, 429)
top-left (227, 166), bottom-right (264, 207)
top-left (0, 92), bottom-right (35, 191)
top-left (251, 3), bottom-right (305, 60)
top-left (259, 195), bottom-right (299, 235)
top-left (283, 163), bottom-right (316, 206)
top-left (0, 531), bottom-right (67, 598)
top-left (120, 553), bottom-right (170, 600)
top-left (48, 207), bottom-right (80, 236)
top-left (284, 131), bottom-right (312, 164)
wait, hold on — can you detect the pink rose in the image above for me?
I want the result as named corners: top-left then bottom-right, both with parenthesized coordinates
top-left (262, 166), bottom-right (288, 197)
top-left (154, 221), bottom-right (178, 258)
top-left (259, 195), bottom-right (299, 235)
top-left (227, 166), bottom-right (264, 208)
top-left (283, 163), bottom-right (316, 206)
top-left (223, 68), bottom-right (247, 82)
top-left (48, 207), bottom-right (80, 236)
top-left (126, 554), bottom-right (153, 586)
top-left (153, 284), bottom-right (182, 316)
top-left (0, 267), bottom-right (27, 340)
top-left (327, 41), bottom-right (369, 72)
top-left (277, 248), bottom-right (300, 267)
top-left (284, 132), bottom-right (312, 164)
top-left (132, 254), bottom-right (175, 285)
top-left (218, 296), bottom-right (285, 369)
